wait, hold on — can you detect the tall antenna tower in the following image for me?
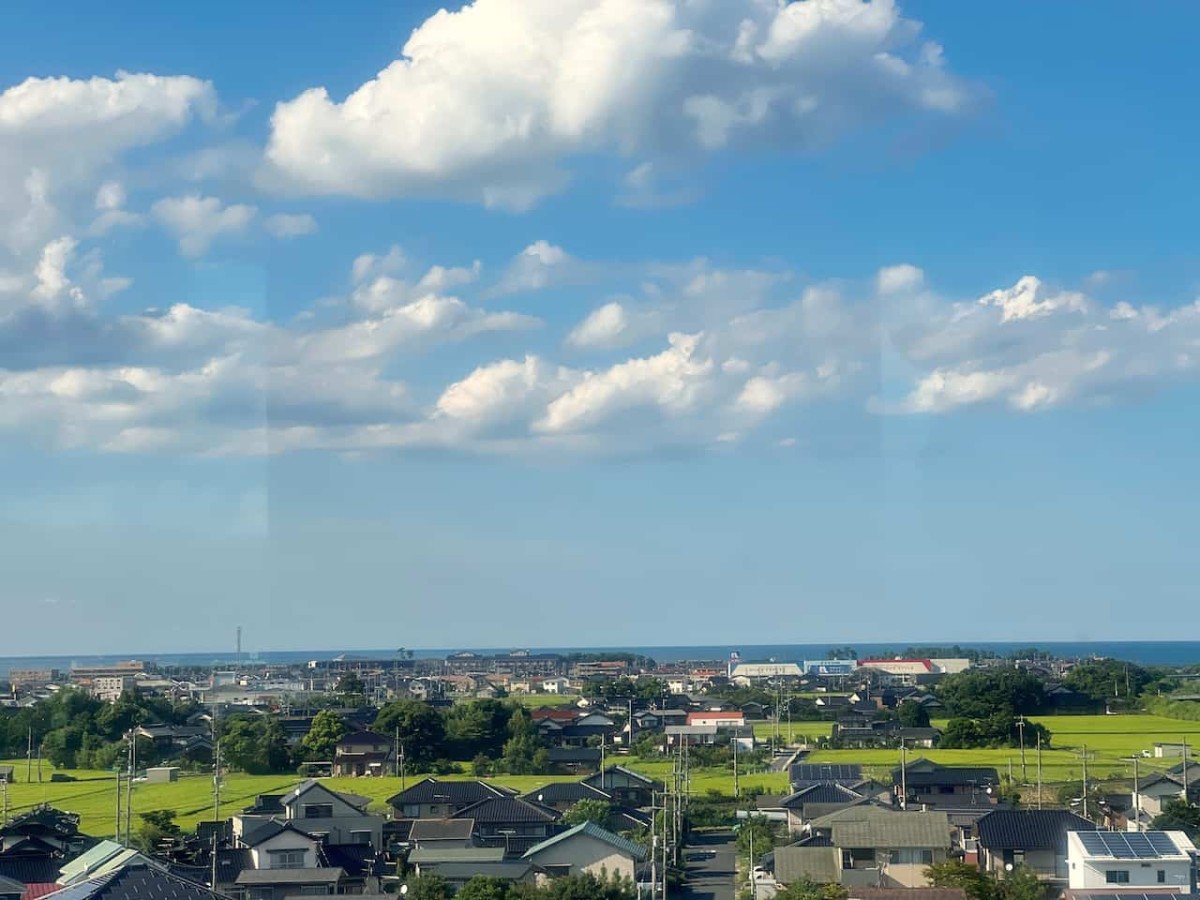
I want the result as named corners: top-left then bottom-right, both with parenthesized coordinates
top-left (236, 626), bottom-right (242, 672)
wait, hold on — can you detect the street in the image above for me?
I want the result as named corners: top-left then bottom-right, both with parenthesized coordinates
top-left (681, 829), bottom-right (738, 900)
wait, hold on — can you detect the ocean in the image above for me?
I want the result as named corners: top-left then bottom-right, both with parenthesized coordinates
top-left (1, 641), bottom-right (1198, 679)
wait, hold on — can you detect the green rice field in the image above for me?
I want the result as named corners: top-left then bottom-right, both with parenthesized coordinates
top-left (3, 713), bottom-right (1196, 836)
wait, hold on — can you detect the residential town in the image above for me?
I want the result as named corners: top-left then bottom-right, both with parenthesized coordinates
top-left (2, 648), bottom-right (1199, 900)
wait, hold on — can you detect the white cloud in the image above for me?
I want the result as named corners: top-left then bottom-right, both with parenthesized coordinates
top-left (0, 72), bottom-right (216, 252)
top-left (978, 275), bottom-right (1087, 323)
top-left (264, 0), bottom-right (973, 207)
top-left (876, 263), bottom-right (924, 295)
top-left (151, 194), bottom-right (257, 257)
top-left (263, 212), bottom-right (317, 238)
top-left (491, 240), bottom-right (582, 296)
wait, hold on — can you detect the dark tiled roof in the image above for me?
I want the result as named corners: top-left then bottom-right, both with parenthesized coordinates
top-left (0, 808), bottom-right (81, 840)
top-left (452, 797), bottom-right (560, 825)
top-left (976, 809), bottom-right (1096, 851)
top-left (235, 868), bottom-right (344, 886)
top-left (387, 778), bottom-right (510, 808)
top-left (39, 865), bottom-right (226, 900)
top-left (781, 783), bottom-right (864, 808)
top-left (321, 844), bottom-right (385, 877)
top-left (545, 749), bottom-right (601, 764)
top-left (212, 848), bottom-right (252, 884)
top-left (243, 794), bottom-right (284, 814)
top-left (337, 731), bottom-right (392, 747)
top-left (0, 858), bottom-right (62, 885)
top-left (520, 783), bottom-right (609, 805)
top-left (408, 819), bottom-right (476, 843)
top-left (896, 765), bottom-right (999, 787)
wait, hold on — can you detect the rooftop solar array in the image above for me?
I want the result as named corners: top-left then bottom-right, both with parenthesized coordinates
top-left (791, 764), bottom-right (862, 781)
top-left (1076, 831), bottom-right (1184, 859)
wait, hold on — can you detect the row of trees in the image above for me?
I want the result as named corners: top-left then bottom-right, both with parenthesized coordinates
top-left (218, 698), bottom-right (552, 776)
top-left (0, 689), bottom-right (199, 770)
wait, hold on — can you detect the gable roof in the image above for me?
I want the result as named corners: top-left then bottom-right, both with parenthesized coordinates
top-left (523, 822), bottom-right (647, 862)
top-left (241, 821), bottom-right (316, 848)
top-left (282, 780), bottom-right (371, 811)
top-left (336, 730), bottom-right (392, 747)
top-left (387, 778), bottom-right (511, 808)
top-left (894, 760), bottom-right (999, 787)
top-left (976, 810), bottom-right (1096, 851)
top-left (583, 765), bottom-right (656, 788)
top-left (791, 764), bottom-right (863, 785)
top-left (407, 819), bottom-right (476, 843)
top-left (452, 797), bottom-right (560, 825)
top-left (0, 875), bottom-right (26, 896)
top-left (408, 847), bottom-right (506, 865)
top-left (810, 807), bottom-right (952, 849)
top-left (521, 783), bottom-right (610, 805)
top-left (780, 783), bottom-right (865, 809)
top-left (0, 858), bottom-right (65, 886)
top-left (40, 865), bottom-right (225, 900)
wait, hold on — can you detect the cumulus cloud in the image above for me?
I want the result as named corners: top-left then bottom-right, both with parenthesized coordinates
top-left (4, 237), bottom-right (1200, 457)
top-left (264, 0), bottom-right (974, 207)
top-left (0, 72), bottom-right (216, 252)
top-left (151, 194), bottom-right (257, 256)
top-left (490, 240), bottom-right (583, 296)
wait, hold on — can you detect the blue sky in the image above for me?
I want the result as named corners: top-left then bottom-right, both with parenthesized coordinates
top-left (1, 1), bottom-right (1197, 656)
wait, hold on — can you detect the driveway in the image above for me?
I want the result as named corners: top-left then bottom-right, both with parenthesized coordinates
top-left (682, 829), bottom-right (738, 900)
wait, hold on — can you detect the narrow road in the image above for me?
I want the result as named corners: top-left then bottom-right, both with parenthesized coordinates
top-left (682, 829), bottom-right (737, 900)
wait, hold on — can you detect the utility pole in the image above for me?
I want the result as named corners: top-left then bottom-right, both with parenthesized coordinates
top-left (394, 726), bottom-right (400, 778)
top-left (1132, 755), bottom-right (1141, 832)
top-left (1182, 738), bottom-right (1190, 804)
top-left (733, 736), bottom-right (740, 799)
top-left (26, 729), bottom-right (32, 783)
top-left (2, 773), bottom-right (8, 826)
top-left (1081, 744), bottom-right (1089, 821)
top-left (900, 741), bottom-right (908, 809)
top-left (748, 822), bottom-right (755, 900)
top-left (1016, 716), bottom-right (1027, 782)
top-left (1036, 732), bottom-right (1043, 810)
top-left (125, 731), bottom-right (135, 843)
top-left (114, 767), bottom-right (122, 842)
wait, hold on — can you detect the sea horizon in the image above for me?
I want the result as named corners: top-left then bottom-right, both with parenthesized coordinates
top-left (2, 640), bottom-right (1199, 679)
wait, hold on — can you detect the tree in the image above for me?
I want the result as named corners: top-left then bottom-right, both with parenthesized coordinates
top-left (403, 875), bottom-right (454, 900)
top-left (938, 669), bottom-right (1045, 720)
top-left (375, 700), bottom-right (447, 768)
top-left (300, 710), bottom-right (348, 761)
top-left (458, 877), bottom-right (512, 900)
top-left (775, 880), bottom-right (849, 900)
top-left (445, 700), bottom-right (512, 759)
top-left (1064, 659), bottom-right (1152, 703)
top-left (897, 700), bottom-right (931, 728)
top-left (337, 672), bottom-right (366, 695)
top-left (562, 799), bottom-right (614, 830)
top-left (998, 865), bottom-right (1045, 900)
top-left (133, 809), bottom-right (182, 852)
top-left (539, 872), bottom-right (636, 900)
top-left (220, 715), bottom-right (291, 774)
top-left (1152, 799), bottom-right (1200, 839)
top-left (924, 860), bottom-right (997, 900)
top-left (500, 708), bottom-right (542, 774)
top-left (735, 817), bottom-right (777, 862)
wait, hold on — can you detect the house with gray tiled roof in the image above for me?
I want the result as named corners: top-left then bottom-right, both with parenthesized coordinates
top-left (523, 822), bottom-right (647, 883)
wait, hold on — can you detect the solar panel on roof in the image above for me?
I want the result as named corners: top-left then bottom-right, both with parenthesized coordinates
top-left (1147, 832), bottom-right (1181, 855)
top-left (1078, 832), bottom-right (1110, 855)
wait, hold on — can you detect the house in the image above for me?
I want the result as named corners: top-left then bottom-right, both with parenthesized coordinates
top-left (545, 749), bottom-right (602, 775)
top-left (387, 778), bottom-right (515, 819)
top-left (583, 767), bottom-right (658, 809)
top-left (451, 797), bottom-right (561, 856)
top-left (1153, 743), bottom-right (1191, 759)
top-left (772, 783), bottom-right (874, 833)
top-left (687, 711), bottom-right (746, 729)
top-left (975, 809), bottom-right (1096, 884)
top-left (773, 807), bottom-right (952, 888)
top-left (522, 822), bottom-right (647, 882)
top-left (333, 730), bottom-right (392, 777)
top-left (542, 678), bottom-right (572, 695)
top-left (1065, 830), bottom-right (1197, 890)
top-left (0, 806), bottom-right (92, 860)
top-left (234, 780), bottom-right (384, 848)
top-left (58, 843), bottom-right (158, 886)
top-left (1132, 773), bottom-right (1200, 820)
top-left (892, 760), bottom-right (999, 809)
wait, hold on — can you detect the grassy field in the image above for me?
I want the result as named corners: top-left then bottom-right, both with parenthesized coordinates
top-left (5, 713), bottom-right (1196, 836)
top-left (512, 694), bottom-right (584, 708)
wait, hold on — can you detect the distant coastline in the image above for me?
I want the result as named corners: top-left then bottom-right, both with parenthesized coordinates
top-left (2, 640), bottom-right (1198, 678)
